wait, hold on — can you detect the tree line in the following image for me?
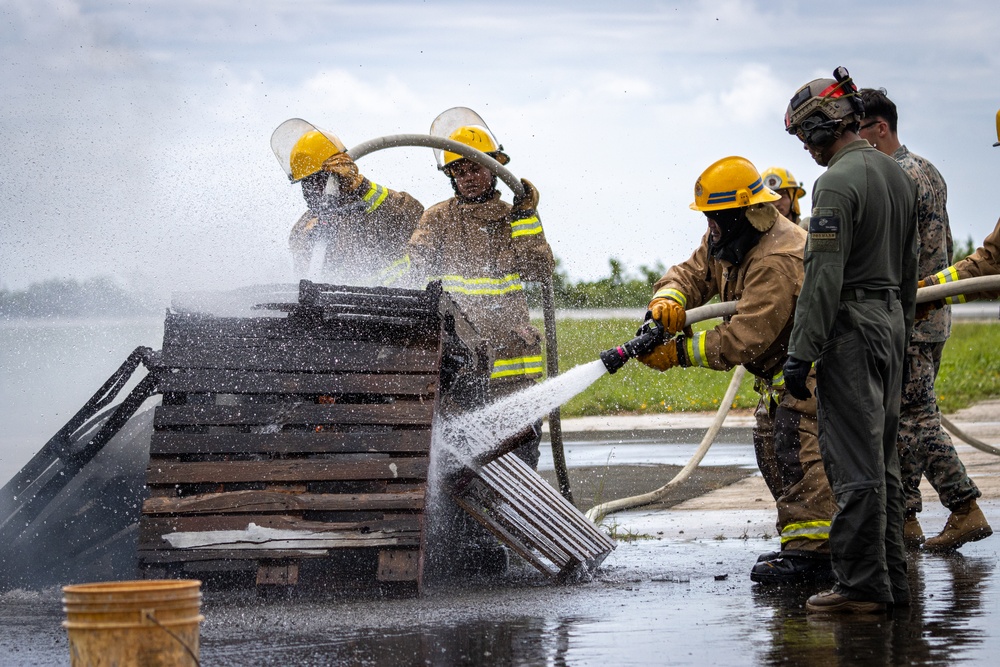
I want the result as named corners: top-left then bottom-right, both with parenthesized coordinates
top-left (0, 277), bottom-right (156, 319)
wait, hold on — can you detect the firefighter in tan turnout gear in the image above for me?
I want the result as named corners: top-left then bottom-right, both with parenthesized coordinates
top-left (404, 108), bottom-right (553, 578)
top-left (761, 166), bottom-right (808, 228)
top-left (271, 118), bottom-right (422, 283)
top-left (406, 108), bottom-right (554, 469)
top-left (638, 156), bottom-right (838, 585)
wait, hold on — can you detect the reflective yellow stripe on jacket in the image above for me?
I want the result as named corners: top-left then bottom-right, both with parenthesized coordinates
top-left (683, 332), bottom-right (709, 368)
top-left (432, 273), bottom-right (524, 296)
top-left (377, 254), bottom-right (411, 286)
top-left (362, 181), bottom-right (389, 213)
top-left (780, 520), bottom-right (831, 545)
top-left (510, 215), bottom-right (543, 238)
top-left (931, 265), bottom-right (967, 304)
top-left (652, 287), bottom-right (687, 308)
top-left (491, 355), bottom-right (544, 379)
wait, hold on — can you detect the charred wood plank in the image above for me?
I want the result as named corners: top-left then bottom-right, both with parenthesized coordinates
top-left (149, 430), bottom-right (431, 455)
top-left (142, 489), bottom-right (425, 515)
top-left (156, 369), bottom-right (437, 396)
top-left (153, 403), bottom-right (434, 428)
top-left (146, 457), bottom-right (429, 484)
top-left (158, 339), bottom-right (440, 373)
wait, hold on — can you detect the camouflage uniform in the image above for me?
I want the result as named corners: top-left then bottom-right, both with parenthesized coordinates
top-left (892, 146), bottom-right (981, 514)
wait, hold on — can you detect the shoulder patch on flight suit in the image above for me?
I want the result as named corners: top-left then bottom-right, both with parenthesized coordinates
top-left (808, 207), bottom-right (840, 253)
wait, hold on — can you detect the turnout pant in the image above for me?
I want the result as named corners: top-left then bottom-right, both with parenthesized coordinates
top-left (753, 376), bottom-right (836, 554)
top-left (815, 297), bottom-right (909, 605)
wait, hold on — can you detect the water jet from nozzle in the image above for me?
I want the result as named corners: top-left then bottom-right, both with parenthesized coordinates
top-left (599, 317), bottom-right (665, 374)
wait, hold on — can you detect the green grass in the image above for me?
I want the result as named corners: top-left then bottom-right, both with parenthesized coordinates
top-left (935, 323), bottom-right (1000, 413)
top-left (537, 318), bottom-right (1000, 417)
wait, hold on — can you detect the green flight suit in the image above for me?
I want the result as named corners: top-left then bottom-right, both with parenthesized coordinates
top-left (789, 140), bottom-right (918, 604)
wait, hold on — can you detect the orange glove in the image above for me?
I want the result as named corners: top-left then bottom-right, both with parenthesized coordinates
top-left (321, 153), bottom-right (364, 193)
top-left (648, 297), bottom-right (686, 335)
top-left (638, 341), bottom-right (679, 372)
top-left (917, 279), bottom-right (927, 289)
top-left (512, 178), bottom-right (540, 217)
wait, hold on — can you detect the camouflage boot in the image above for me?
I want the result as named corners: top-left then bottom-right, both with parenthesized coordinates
top-left (924, 499), bottom-right (993, 552)
top-left (903, 511), bottom-right (924, 549)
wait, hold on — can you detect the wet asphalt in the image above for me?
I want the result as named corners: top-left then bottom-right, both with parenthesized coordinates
top-left (2, 498), bottom-right (997, 666)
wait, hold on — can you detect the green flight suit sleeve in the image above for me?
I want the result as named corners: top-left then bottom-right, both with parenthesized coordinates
top-left (789, 188), bottom-right (854, 362)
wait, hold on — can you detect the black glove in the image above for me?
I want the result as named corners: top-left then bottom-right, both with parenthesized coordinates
top-left (783, 356), bottom-right (813, 400)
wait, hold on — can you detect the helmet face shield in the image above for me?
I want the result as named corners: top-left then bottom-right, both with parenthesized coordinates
top-left (429, 107), bottom-right (506, 170)
top-left (271, 118), bottom-right (346, 182)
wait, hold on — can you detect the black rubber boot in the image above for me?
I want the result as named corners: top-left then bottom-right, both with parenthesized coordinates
top-left (750, 552), bottom-right (833, 585)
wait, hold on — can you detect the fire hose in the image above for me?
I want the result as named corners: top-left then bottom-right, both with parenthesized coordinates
top-left (586, 274), bottom-right (1000, 522)
top-left (347, 135), bottom-right (574, 502)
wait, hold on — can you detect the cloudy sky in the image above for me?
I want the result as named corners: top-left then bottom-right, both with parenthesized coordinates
top-left (2, 0), bottom-right (999, 293)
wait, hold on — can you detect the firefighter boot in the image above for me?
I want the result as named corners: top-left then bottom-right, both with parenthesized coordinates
top-left (750, 551), bottom-right (833, 585)
top-left (924, 499), bottom-right (993, 552)
top-left (903, 511), bottom-right (925, 549)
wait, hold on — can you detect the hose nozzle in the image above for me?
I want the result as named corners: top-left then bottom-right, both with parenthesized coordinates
top-left (599, 316), bottom-right (665, 374)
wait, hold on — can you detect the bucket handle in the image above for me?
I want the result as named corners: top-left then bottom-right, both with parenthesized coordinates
top-left (143, 611), bottom-right (202, 667)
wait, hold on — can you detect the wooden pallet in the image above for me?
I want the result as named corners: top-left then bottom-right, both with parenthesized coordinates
top-left (138, 281), bottom-right (486, 594)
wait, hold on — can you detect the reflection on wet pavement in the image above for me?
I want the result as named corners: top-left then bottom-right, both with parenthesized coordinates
top-left (2, 503), bottom-right (997, 666)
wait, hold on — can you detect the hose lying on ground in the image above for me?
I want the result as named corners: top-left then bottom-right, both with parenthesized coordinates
top-left (585, 365), bottom-right (746, 522)
top-left (585, 275), bottom-right (1000, 522)
top-left (941, 415), bottom-right (1000, 457)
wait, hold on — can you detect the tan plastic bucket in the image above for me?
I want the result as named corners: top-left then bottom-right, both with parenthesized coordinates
top-left (62, 579), bottom-right (203, 667)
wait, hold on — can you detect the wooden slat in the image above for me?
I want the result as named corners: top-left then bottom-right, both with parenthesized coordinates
top-left (377, 549), bottom-right (420, 582)
top-left (158, 339), bottom-right (439, 373)
top-left (163, 314), bottom-right (438, 348)
top-left (156, 369), bottom-right (437, 396)
top-left (149, 430), bottom-right (431, 455)
top-left (164, 309), bottom-right (434, 338)
top-left (142, 489), bottom-right (425, 515)
top-left (139, 549), bottom-right (333, 563)
top-left (140, 514), bottom-right (420, 537)
top-left (146, 457), bottom-right (429, 484)
top-left (153, 403), bottom-right (434, 428)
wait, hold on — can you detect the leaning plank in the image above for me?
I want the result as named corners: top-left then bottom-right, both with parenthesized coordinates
top-left (146, 457), bottom-right (429, 484)
top-left (153, 402), bottom-right (434, 428)
top-left (149, 431), bottom-right (431, 456)
top-left (142, 489), bottom-right (425, 515)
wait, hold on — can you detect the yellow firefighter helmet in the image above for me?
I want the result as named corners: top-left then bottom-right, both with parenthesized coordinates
top-left (761, 166), bottom-right (806, 216)
top-left (690, 157), bottom-right (781, 212)
top-left (442, 125), bottom-right (510, 169)
top-left (289, 130), bottom-right (345, 182)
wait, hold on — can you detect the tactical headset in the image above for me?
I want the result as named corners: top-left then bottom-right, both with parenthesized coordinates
top-left (795, 66), bottom-right (866, 148)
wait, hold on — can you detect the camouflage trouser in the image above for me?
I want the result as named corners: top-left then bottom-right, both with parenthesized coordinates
top-left (897, 340), bottom-right (980, 513)
top-left (752, 373), bottom-right (837, 554)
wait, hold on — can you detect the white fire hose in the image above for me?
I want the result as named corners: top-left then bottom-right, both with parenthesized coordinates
top-left (586, 274), bottom-right (1000, 522)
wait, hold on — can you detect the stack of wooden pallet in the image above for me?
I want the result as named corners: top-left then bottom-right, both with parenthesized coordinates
top-left (138, 281), bottom-right (486, 594)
